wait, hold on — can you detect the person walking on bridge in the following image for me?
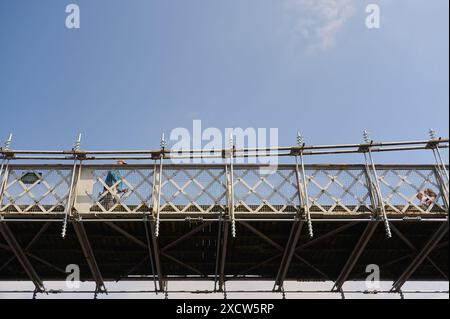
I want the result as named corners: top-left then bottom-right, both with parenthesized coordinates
top-left (100, 160), bottom-right (129, 209)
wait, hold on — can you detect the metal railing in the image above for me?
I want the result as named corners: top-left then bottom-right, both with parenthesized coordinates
top-left (0, 164), bottom-right (447, 215)
top-left (0, 133), bottom-right (448, 240)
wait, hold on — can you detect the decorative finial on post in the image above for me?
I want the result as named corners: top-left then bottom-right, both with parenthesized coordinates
top-left (429, 129), bottom-right (437, 140)
top-left (160, 133), bottom-right (167, 151)
top-left (363, 130), bottom-right (371, 144)
top-left (229, 134), bottom-right (234, 150)
top-left (296, 132), bottom-right (304, 147)
top-left (0, 134), bottom-right (13, 182)
top-left (73, 133), bottom-right (82, 151)
top-left (4, 134), bottom-right (13, 151)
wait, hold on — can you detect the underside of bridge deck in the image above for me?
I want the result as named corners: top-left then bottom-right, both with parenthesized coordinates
top-left (0, 219), bottom-right (448, 288)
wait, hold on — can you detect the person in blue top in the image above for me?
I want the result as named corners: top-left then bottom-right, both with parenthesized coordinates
top-left (101, 160), bottom-right (128, 209)
top-left (105, 160), bottom-right (128, 193)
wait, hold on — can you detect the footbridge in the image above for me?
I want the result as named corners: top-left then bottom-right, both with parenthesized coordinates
top-left (0, 132), bottom-right (448, 298)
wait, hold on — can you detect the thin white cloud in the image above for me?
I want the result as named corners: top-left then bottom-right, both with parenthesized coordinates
top-left (284, 0), bottom-right (356, 51)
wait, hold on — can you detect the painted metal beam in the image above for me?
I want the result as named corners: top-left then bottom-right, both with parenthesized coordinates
top-left (0, 223), bottom-right (45, 292)
top-left (239, 221), bottom-right (283, 250)
top-left (214, 217), bottom-right (223, 292)
top-left (333, 221), bottom-right (379, 291)
top-left (161, 222), bottom-right (213, 252)
top-left (0, 222), bottom-right (50, 272)
top-left (104, 220), bottom-right (164, 291)
top-left (391, 223), bottom-right (448, 280)
top-left (149, 221), bottom-right (165, 291)
top-left (161, 252), bottom-right (204, 276)
top-left (352, 239), bottom-right (450, 279)
top-left (239, 221), bottom-right (329, 282)
top-left (218, 222), bottom-right (229, 292)
top-left (72, 221), bottom-right (106, 292)
top-left (143, 220), bottom-right (159, 293)
top-left (295, 222), bottom-right (360, 253)
top-left (105, 220), bottom-right (206, 286)
top-left (104, 221), bottom-right (146, 248)
top-left (235, 221), bottom-right (359, 278)
top-left (234, 254), bottom-right (281, 278)
top-left (0, 243), bottom-right (66, 276)
top-left (274, 221), bottom-right (304, 291)
top-left (392, 222), bottom-right (449, 292)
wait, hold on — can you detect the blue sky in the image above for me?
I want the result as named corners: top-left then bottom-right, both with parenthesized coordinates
top-left (0, 0), bottom-right (448, 163)
top-left (0, 1), bottom-right (448, 299)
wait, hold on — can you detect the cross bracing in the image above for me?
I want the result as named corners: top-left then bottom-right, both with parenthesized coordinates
top-left (0, 134), bottom-right (448, 297)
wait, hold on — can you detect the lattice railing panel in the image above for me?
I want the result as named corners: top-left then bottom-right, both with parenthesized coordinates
top-left (0, 168), bottom-right (72, 213)
top-left (0, 165), bottom-right (447, 216)
top-left (160, 167), bottom-right (227, 213)
top-left (305, 168), bottom-right (372, 213)
top-left (88, 168), bottom-right (154, 213)
top-left (377, 168), bottom-right (446, 213)
top-left (233, 167), bottom-right (299, 213)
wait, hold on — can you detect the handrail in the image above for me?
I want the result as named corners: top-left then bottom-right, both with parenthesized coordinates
top-left (1, 138), bottom-right (448, 161)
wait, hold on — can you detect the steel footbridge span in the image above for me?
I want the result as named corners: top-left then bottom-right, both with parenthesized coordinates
top-left (0, 132), bottom-right (448, 297)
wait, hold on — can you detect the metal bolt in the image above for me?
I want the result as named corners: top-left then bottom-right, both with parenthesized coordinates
top-left (61, 222), bottom-right (67, 238)
top-left (307, 220), bottom-right (314, 238)
top-left (231, 221), bottom-right (236, 238)
top-left (155, 220), bottom-right (160, 237)
top-left (384, 219), bottom-right (392, 238)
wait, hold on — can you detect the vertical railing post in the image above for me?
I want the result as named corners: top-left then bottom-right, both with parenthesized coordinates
top-left (0, 163), bottom-right (9, 210)
top-left (144, 137), bottom-right (166, 292)
top-left (295, 133), bottom-right (313, 238)
top-left (434, 166), bottom-right (449, 212)
top-left (0, 134), bottom-right (12, 181)
top-left (152, 134), bottom-right (165, 237)
top-left (225, 135), bottom-right (236, 238)
top-left (362, 131), bottom-right (392, 238)
top-left (62, 134), bottom-right (82, 238)
top-left (0, 134), bottom-right (13, 212)
top-left (151, 161), bottom-right (159, 218)
top-left (428, 129), bottom-right (449, 211)
top-left (294, 152), bottom-right (305, 218)
top-left (364, 162), bottom-right (378, 216)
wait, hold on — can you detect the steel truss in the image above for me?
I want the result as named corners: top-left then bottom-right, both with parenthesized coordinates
top-left (0, 223), bottom-right (45, 292)
top-left (0, 134), bottom-right (448, 296)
